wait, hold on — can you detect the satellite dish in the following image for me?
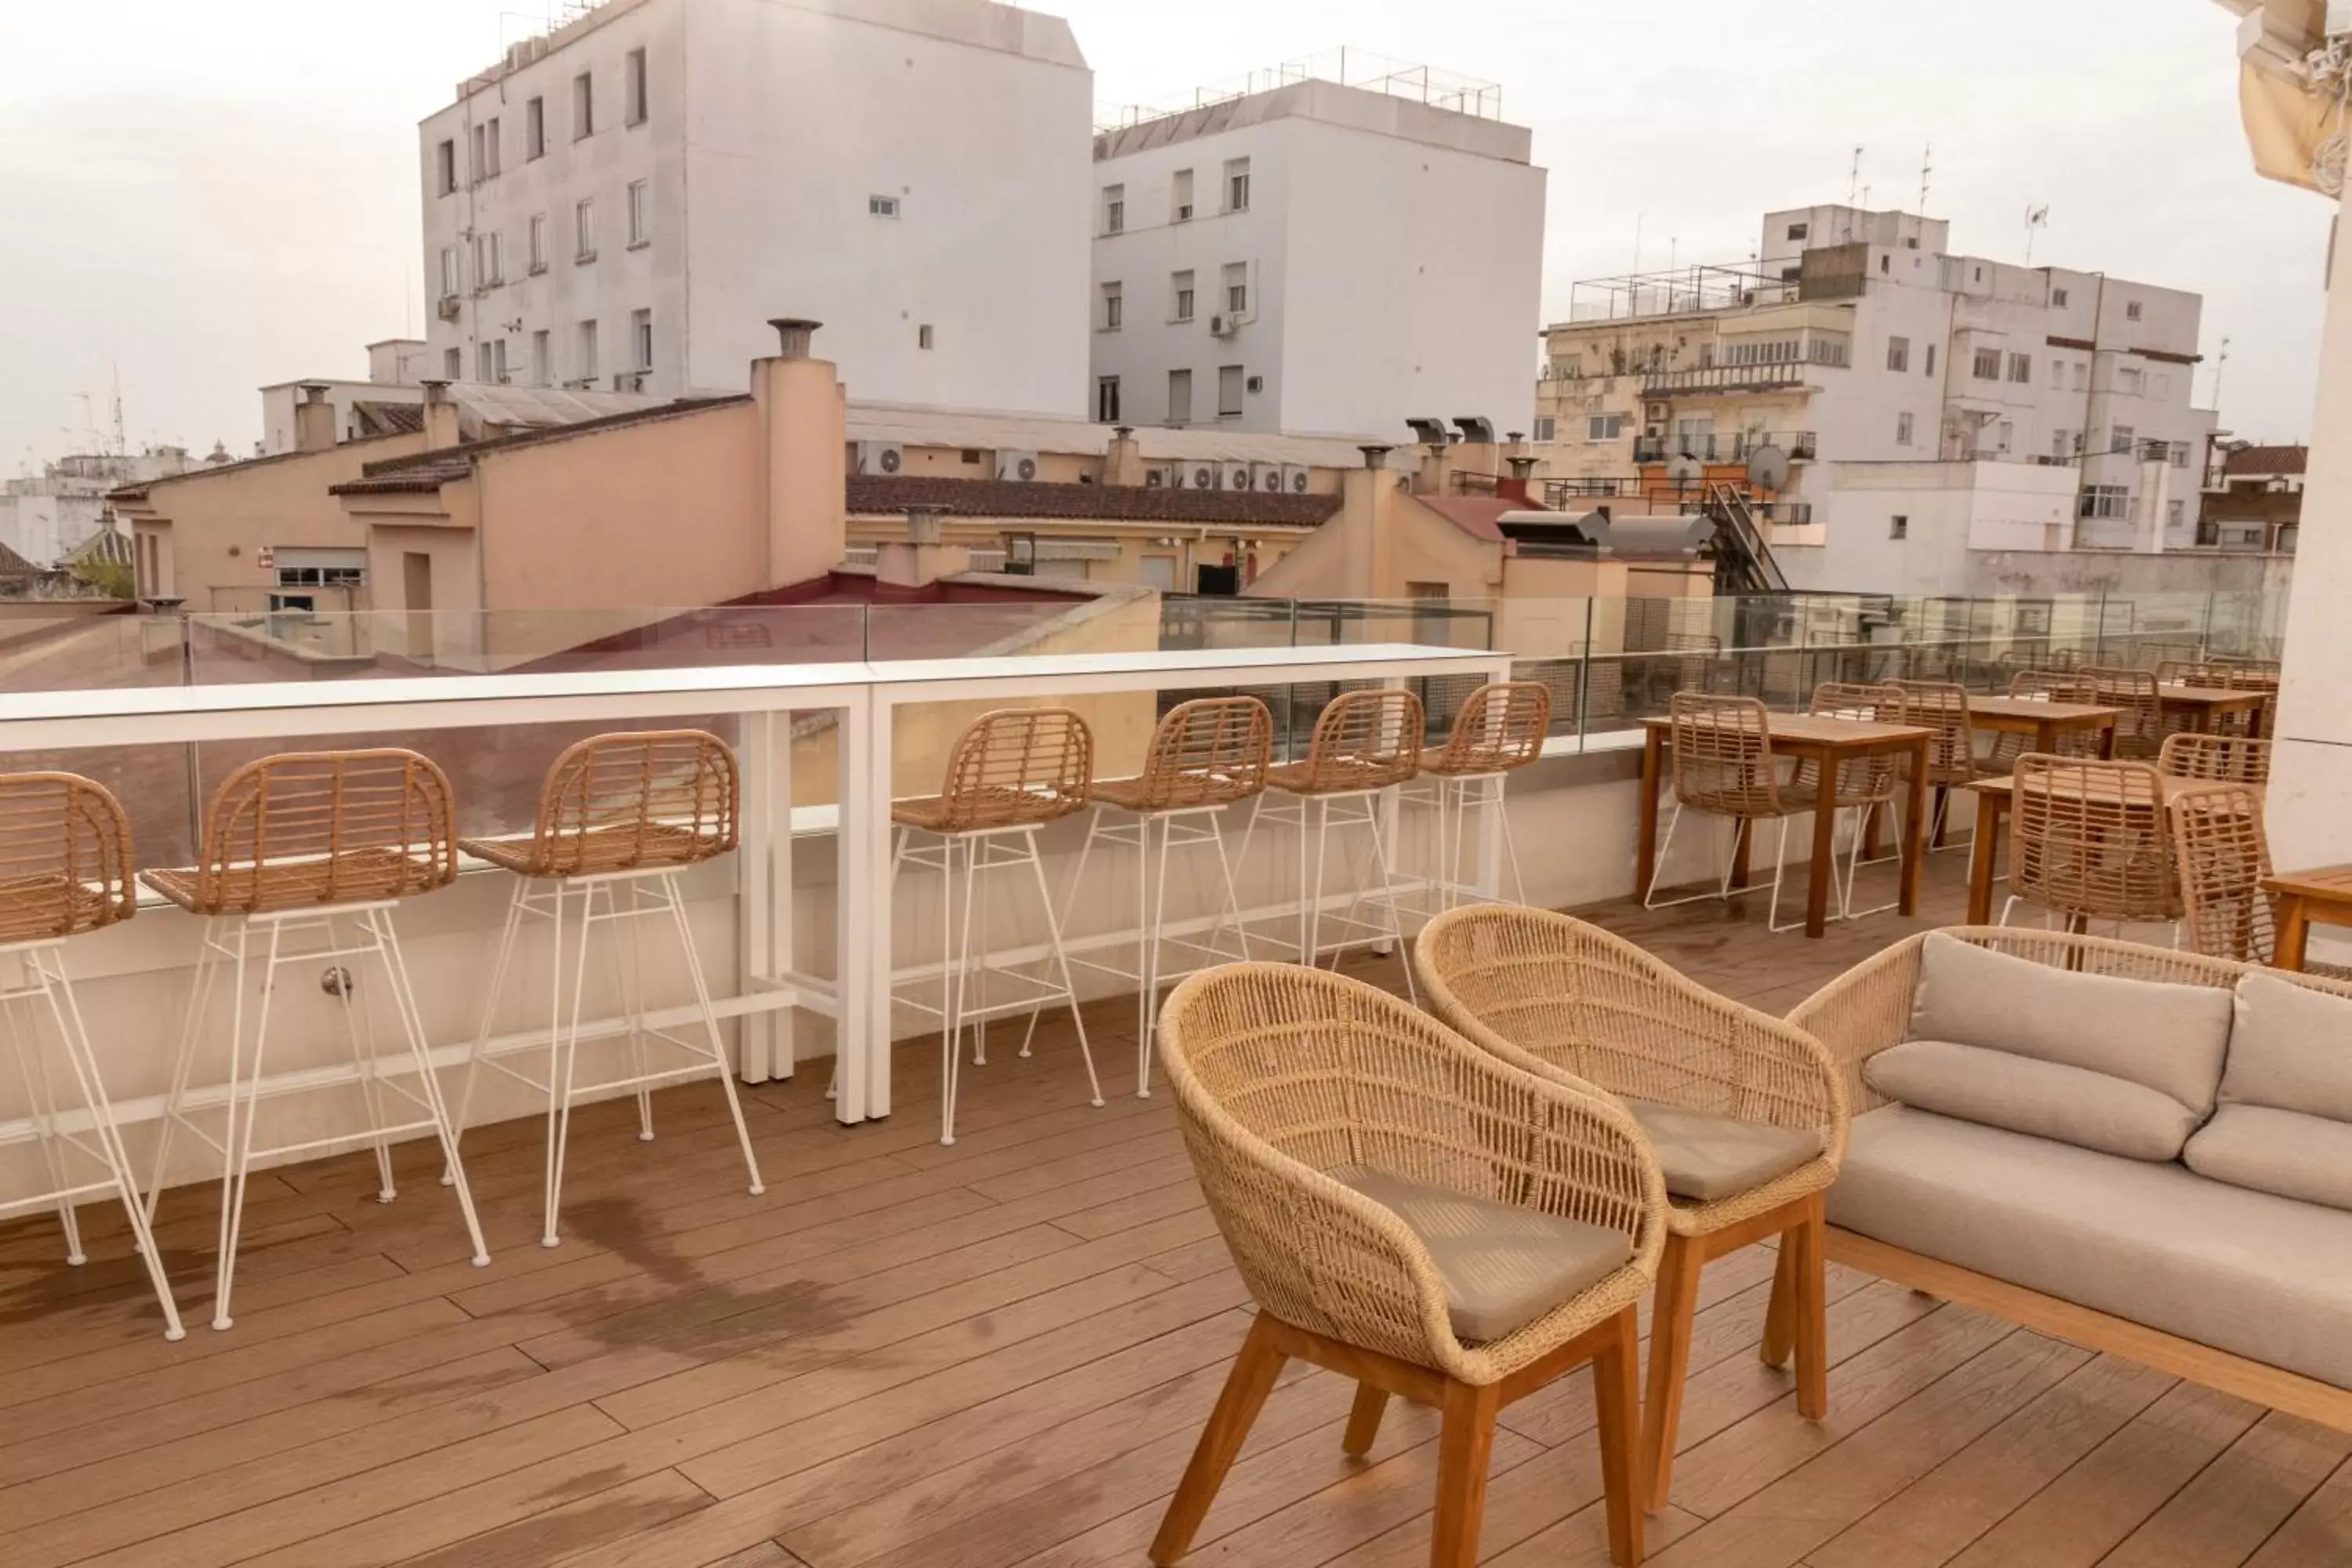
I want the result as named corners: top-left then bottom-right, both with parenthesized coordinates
top-left (1664, 453), bottom-right (1703, 485)
top-left (1745, 442), bottom-right (1791, 493)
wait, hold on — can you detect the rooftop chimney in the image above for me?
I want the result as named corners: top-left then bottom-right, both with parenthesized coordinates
top-left (419, 379), bottom-right (462, 449)
top-left (1357, 445), bottom-right (1393, 470)
top-left (1498, 456), bottom-right (1539, 506)
top-left (768, 318), bottom-right (822, 361)
top-left (293, 383), bottom-right (337, 453)
top-left (1102, 424), bottom-right (1145, 487)
top-left (877, 506), bottom-right (968, 588)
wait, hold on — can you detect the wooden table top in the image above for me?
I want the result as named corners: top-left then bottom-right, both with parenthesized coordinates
top-left (1641, 712), bottom-right (1933, 747)
top-left (2158, 683), bottom-right (2269, 708)
top-left (1965, 696), bottom-right (2122, 725)
top-left (1971, 771), bottom-right (2205, 805)
top-left (2264, 864), bottom-right (2352, 902)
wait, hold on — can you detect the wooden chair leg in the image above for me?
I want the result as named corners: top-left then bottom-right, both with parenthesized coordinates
top-left (1592, 1305), bottom-right (1646, 1566)
top-left (1150, 1313), bottom-right (1288, 1565)
top-left (1429, 1378), bottom-right (1501, 1568)
top-left (1641, 1232), bottom-right (1703, 1513)
top-left (1343, 1381), bottom-right (1390, 1457)
top-left (1760, 1238), bottom-right (1798, 1370)
top-left (1791, 1196), bottom-right (1829, 1421)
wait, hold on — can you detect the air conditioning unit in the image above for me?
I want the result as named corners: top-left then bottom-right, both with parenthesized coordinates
top-left (1250, 462), bottom-right (1282, 492)
top-left (1183, 463), bottom-right (1221, 490)
top-left (436, 295), bottom-right (463, 321)
top-left (855, 441), bottom-right (906, 476)
top-left (1279, 463), bottom-right (1310, 495)
top-left (1210, 314), bottom-right (1238, 338)
top-left (1142, 463), bottom-right (1174, 489)
top-left (1646, 402), bottom-right (1671, 421)
top-left (1225, 462), bottom-right (1254, 492)
top-left (1246, 375), bottom-right (1265, 394)
top-left (994, 449), bottom-right (1040, 482)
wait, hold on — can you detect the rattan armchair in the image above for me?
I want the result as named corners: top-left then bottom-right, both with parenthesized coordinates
top-left (0, 773), bottom-right (183, 1339)
top-left (1414, 905), bottom-right (1846, 1514)
top-left (2005, 754), bottom-right (2178, 931)
top-left (1415, 680), bottom-right (1552, 909)
top-left (2158, 731), bottom-right (2270, 786)
top-left (1152, 963), bottom-right (1661, 1567)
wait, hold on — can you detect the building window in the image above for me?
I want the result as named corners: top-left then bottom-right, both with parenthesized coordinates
top-left (528, 213), bottom-right (547, 273)
top-left (1222, 261), bottom-right (1247, 316)
top-left (2053, 429), bottom-right (2075, 459)
top-left (472, 118), bottom-right (500, 181)
top-left (630, 308), bottom-right (652, 370)
top-left (1167, 368), bottom-right (1193, 423)
top-left (525, 97), bottom-right (545, 159)
top-left (1171, 169), bottom-right (1194, 222)
top-left (438, 244), bottom-right (459, 297)
top-left (575, 198), bottom-right (595, 261)
top-left (1532, 416), bottom-right (1556, 441)
top-left (477, 339), bottom-right (507, 383)
top-left (2171, 444), bottom-right (2190, 469)
top-left (1995, 419), bottom-right (2014, 453)
top-left (1896, 411), bottom-right (1914, 445)
top-left (1886, 336), bottom-right (1909, 372)
top-left (1924, 343), bottom-right (1936, 376)
top-left (576, 318), bottom-right (598, 382)
top-left (1218, 364), bottom-right (1244, 417)
top-left (1972, 347), bottom-right (2001, 380)
top-left (2008, 352), bottom-right (2031, 383)
top-left (918, 324), bottom-right (935, 350)
top-left (436, 139), bottom-right (457, 196)
top-left (2079, 485), bottom-right (2129, 520)
top-left (869, 194), bottom-right (900, 219)
top-left (1889, 515), bottom-right (1908, 540)
top-left (2118, 365), bottom-right (2145, 395)
top-left (1095, 375), bottom-right (1120, 423)
top-left (1788, 221), bottom-right (1809, 241)
top-left (1585, 413), bottom-right (1628, 441)
top-left (625, 48), bottom-right (648, 125)
top-left (2125, 300), bottom-right (2143, 321)
top-left (531, 329), bottom-right (550, 387)
top-left (2111, 423), bottom-right (2135, 453)
top-left (1224, 156), bottom-right (1250, 212)
top-left (1101, 281), bottom-right (1123, 331)
top-left (474, 230), bottom-right (503, 286)
top-left (2052, 285), bottom-right (2069, 307)
top-left (2167, 499), bottom-right (2186, 530)
top-left (1102, 183), bottom-right (1124, 234)
top-left (627, 180), bottom-right (649, 246)
top-left (572, 71), bottom-right (594, 138)
top-left (443, 346), bottom-right (461, 379)
top-left (1171, 270), bottom-right (1195, 322)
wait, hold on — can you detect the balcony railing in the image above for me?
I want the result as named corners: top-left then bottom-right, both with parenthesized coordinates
top-left (1640, 363), bottom-right (1817, 396)
top-left (1633, 432), bottom-right (1818, 465)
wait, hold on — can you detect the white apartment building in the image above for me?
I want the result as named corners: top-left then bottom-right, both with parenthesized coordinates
top-left (1090, 73), bottom-right (1545, 441)
top-left (419, 0), bottom-right (1092, 417)
top-left (1535, 206), bottom-right (2219, 594)
top-left (0, 448), bottom-right (193, 568)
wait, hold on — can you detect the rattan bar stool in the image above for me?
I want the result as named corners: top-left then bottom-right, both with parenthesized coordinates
top-left (1230, 688), bottom-right (1424, 995)
top-left (440, 731), bottom-right (764, 1248)
top-left (0, 774), bottom-right (184, 1340)
top-left (892, 708), bottom-right (1102, 1145)
top-left (143, 750), bottom-right (488, 1330)
top-left (1643, 692), bottom-right (1820, 933)
top-left (2002, 753), bottom-right (2177, 934)
top-left (1054, 697), bottom-right (1269, 1098)
top-left (1409, 680), bottom-right (1552, 912)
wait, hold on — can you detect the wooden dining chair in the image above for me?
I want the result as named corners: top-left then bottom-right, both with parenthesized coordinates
top-left (1646, 694), bottom-right (1795, 929)
top-left (1152, 962), bottom-right (1661, 1567)
top-left (1887, 680), bottom-right (1997, 851)
top-left (2004, 754), bottom-right (2176, 932)
top-left (1796, 681), bottom-right (1907, 919)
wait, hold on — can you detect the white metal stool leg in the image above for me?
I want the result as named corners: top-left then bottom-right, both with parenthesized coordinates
top-left (143, 916), bottom-right (223, 1225)
top-left (210, 918), bottom-right (276, 1330)
top-left (543, 880), bottom-right (594, 1247)
top-left (327, 955), bottom-right (397, 1204)
top-left (1022, 828), bottom-right (1103, 1111)
top-left (368, 908), bottom-right (490, 1270)
top-left (3, 992), bottom-right (84, 1264)
top-left (657, 871), bottom-right (765, 1199)
top-left (441, 880), bottom-right (525, 1185)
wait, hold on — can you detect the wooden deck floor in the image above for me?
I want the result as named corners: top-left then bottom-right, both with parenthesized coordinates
top-left (3, 854), bottom-right (2348, 1567)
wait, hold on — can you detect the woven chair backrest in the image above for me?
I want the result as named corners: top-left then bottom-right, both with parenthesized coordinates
top-left (1667, 691), bottom-right (1780, 815)
top-left (2009, 668), bottom-right (2100, 705)
top-left (2168, 783), bottom-right (2275, 965)
top-left (1127, 696), bottom-right (1272, 811)
top-left (1432, 681), bottom-right (1552, 775)
top-left (524, 729), bottom-right (739, 877)
top-left (191, 749), bottom-right (456, 915)
top-left (2009, 754), bottom-right (2174, 923)
top-left (0, 772), bottom-right (135, 945)
top-left (2082, 666), bottom-right (2162, 755)
top-left (2158, 731), bottom-right (2270, 786)
top-left (1886, 680), bottom-right (1974, 779)
top-left (1301, 688), bottom-right (1424, 792)
top-left (932, 706), bottom-right (1094, 832)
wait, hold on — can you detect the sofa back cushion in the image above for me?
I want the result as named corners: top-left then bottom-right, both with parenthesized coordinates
top-left (2185, 1105), bottom-right (2352, 1212)
top-left (2221, 973), bottom-right (2352, 1121)
top-left (1865, 1039), bottom-right (2203, 1162)
top-left (1911, 932), bottom-right (2234, 1114)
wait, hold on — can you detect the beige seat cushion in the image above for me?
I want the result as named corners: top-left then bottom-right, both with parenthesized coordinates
top-left (1911, 932), bottom-right (2233, 1113)
top-left (2186, 1104), bottom-right (2352, 1213)
top-left (1864, 1039), bottom-right (2201, 1162)
top-left (2223, 974), bottom-right (2352, 1120)
top-left (1831, 1105), bottom-right (2352, 1388)
top-left (1625, 1101), bottom-right (1822, 1203)
top-left (1331, 1166), bottom-right (1632, 1345)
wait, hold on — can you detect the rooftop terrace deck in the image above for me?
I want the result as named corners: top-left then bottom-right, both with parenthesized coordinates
top-left (2, 854), bottom-right (2345, 1567)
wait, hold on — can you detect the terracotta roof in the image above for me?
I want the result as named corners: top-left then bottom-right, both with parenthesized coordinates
top-left (352, 401), bottom-right (425, 437)
top-left (0, 540), bottom-right (39, 578)
top-left (1416, 494), bottom-right (1515, 543)
top-left (2223, 444), bottom-right (2307, 477)
top-left (846, 474), bottom-right (1341, 526)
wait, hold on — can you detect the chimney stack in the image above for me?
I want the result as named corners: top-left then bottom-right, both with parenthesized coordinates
top-left (751, 316), bottom-right (848, 590)
top-left (877, 506), bottom-right (969, 588)
top-left (1357, 445), bottom-right (1392, 471)
top-left (768, 318), bottom-right (822, 361)
top-left (1102, 424), bottom-right (1145, 486)
top-left (293, 383), bottom-right (337, 453)
top-left (1498, 455), bottom-right (1539, 506)
top-left (418, 379), bottom-right (462, 448)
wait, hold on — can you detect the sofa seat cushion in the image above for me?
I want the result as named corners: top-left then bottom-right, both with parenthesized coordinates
top-left (1864, 1040), bottom-right (2201, 1161)
top-left (1829, 1105), bottom-right (2352, 1389)
top-left (1331, 1166), bottom-right (1633, 1345)
top-left (1624, 1100), bottom-right (1823, 1203)
top-left (2223, 973), bottom-right (2352, 1120)
top-left (1911, 932), bottom-right (2233, 1113)
top-left (2186, 1104), bottom-right (2352, 1213)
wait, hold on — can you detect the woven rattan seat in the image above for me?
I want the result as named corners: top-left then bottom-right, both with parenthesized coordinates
top-left (2159, 731), bottom-right (2270, 785)
top-left (0, 774), bottom-right (135, 946)
top-left (455, 730), bottom-right (735, 877)
top-left (1150, 961), bottom-right (1658, 1567)
top-left (1265, 688), bottom-right (1422, 797)
top-left (2006, 754), bottom-right (2177, 928)
top-left (892, 708), bottom-right (1091, 833)
top-left (1088, 696), bottom-right (1270, 814)
top-left (1417, 681), bottom-right (1552, 777)
top-left (1413, 902), bottom-right (1847, 1512)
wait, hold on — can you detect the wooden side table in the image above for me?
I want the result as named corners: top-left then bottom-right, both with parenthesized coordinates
top-left (2264, 865), bottom-right (2352, 971)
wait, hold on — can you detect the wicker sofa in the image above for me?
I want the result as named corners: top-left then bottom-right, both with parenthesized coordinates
top-left (1791, 927), bottom-right (2352, 1428)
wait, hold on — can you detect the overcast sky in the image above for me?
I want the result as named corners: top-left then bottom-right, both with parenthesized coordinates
top-left (0, 0), bottom-right (2325, 472)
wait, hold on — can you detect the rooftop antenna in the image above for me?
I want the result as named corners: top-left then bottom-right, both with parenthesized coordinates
top-left (1847, 145), bottom-right (1864, 206)
top-left (2024, 204), bottom-right (2050, 265)
top-left (2212, 335), bottom-right (2231, 409)
top-left (1918, 143), bottom-right (1933, 214)
top-left (109, 364), bottom-right (125, 457)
